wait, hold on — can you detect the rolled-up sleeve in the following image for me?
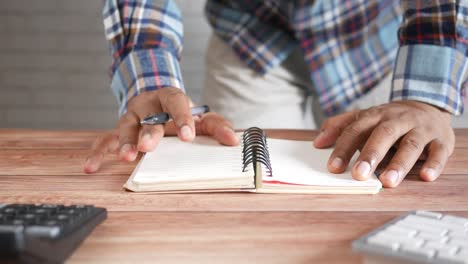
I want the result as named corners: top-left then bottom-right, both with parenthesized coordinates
top-left (103, 0), bottom-right (184, 116)
top-left (392, 1), bottom-right (468, 115)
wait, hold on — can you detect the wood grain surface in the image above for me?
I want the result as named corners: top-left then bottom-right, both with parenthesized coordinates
top-left (0, 129), bottom-right (467, 263)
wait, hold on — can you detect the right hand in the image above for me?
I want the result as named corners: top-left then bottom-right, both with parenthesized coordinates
top-left (83, 87), bottom-right (239, 173)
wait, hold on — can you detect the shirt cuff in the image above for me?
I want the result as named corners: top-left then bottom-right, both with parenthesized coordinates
top-left (110, 48), bottom-right (184, 116)
top-left (391, 44), bottom-right (467, 116)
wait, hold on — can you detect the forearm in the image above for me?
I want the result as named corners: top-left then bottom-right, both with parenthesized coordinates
top-left (103, 0), bottom-right (185, 115)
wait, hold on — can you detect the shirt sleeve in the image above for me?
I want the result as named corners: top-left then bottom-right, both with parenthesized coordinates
top-left (103, 0), bottom-right (184, 116)
top-left (392, 0), bottom-right (468, 115)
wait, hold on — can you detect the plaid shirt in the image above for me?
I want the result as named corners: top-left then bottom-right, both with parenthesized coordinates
top-left (103, 0), bottom-right (468, 117)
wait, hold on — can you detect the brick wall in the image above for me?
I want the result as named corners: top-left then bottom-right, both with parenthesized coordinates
top-left (0, 0), bottom-right (466, 129)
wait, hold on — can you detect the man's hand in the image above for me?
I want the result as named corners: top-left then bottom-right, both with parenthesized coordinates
top-left (83, 88), bottom-right (239, 173)
top-left (314, 101), bottom-right (455, 188)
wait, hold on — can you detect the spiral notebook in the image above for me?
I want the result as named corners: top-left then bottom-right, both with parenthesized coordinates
top-left (124, 127), bottom-right (382, 194)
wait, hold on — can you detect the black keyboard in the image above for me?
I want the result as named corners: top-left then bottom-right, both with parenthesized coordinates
top-left (0, 204), bottom-right (107, 263)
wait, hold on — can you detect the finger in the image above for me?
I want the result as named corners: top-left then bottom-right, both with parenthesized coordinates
top-left (161, 89), bottom-right (195, 142)
top-left (352, 120), bottom-right (410, 180)
top-left (394, 139), bottom-right (428, 160)
top-left (137, 124), bottom-right (165, 152)
top-left (379, 130), bottom-right (430, 188)
top-left (196, 113), bottom-right (239, 146)
top-left (118, 112), bottom-right (140, 162)
top-left (419, 140), bottom-right (450, 182)
top-left (162, 114), bottom-right (202, 136)
top-left (84, 131), bottom-right (119, 173)
top-left (327, 114), bottom-right (380, 174)
top-left (314, 110), bottom-right (359, 148)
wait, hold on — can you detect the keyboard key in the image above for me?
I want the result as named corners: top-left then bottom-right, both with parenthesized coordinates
top-left (40, 204), bottom-right (64, 210)
top-left (400, 244), bottom-right (435, 259)
top-left (457, 249), bottom-right (468, 258)
top-left (448, 237), bottom-right (468, 247)
top-left (367, 235), bottom-right (399, 251)
top-left (60, 209), bottom-right (79, 216)
top-left (34, 208), bottom-right (50, 214)
top-left (44, 220), bottom-right (59, 226)
top-left (423, 241), bottom-right (458, 254)
top-left (384, 225), bottom-right (417, 237)
top-left (22, 213), bottom-right (36, 220)
top-left (56, 214), bottom-right (70, 221)
top-left (370, 233), bottom-right (424, 247)
top-left (397, 222), bottom-right (448, 237)
top-left (12, 219), bottom-right (25, 226)
top-left (415, 210), bottom-right (443, 219)
top-left (442, 215), bottom-right (468, 226)
top-left (0, 225), bottom-right (24, 234)
top-left (449, 232), bottom-right (468, 240)
top-left (415, 232), bottom-right (449, 243)
top-left (25, 226), bottom-right (61, 239)
top-left (436, 251), bottom-right (467, 263)
top-left (3, 208), bottom-right (16, 214)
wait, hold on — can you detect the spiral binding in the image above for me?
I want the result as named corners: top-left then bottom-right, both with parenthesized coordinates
top-left (241, 127), bottom-right (272, 177)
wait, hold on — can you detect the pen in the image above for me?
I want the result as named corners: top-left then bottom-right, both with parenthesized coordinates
top-left (140, 105), bottom-right (210, 125)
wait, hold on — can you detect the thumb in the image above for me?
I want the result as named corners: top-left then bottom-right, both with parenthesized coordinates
top-left (314, 110), bottom-right (359, 148)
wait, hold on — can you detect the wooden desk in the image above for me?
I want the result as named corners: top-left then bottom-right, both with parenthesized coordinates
top-left (1, 129), bottom-right (467, 263)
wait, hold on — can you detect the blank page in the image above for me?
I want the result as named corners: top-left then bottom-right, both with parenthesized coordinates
top-left (264, 138), bottom-right (381, 187)
top-left (131, 136), bottom-right (253, 184)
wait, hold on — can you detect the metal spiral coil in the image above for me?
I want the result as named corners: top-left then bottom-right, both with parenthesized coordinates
top-left (241, 127), bottom-right (272, 177)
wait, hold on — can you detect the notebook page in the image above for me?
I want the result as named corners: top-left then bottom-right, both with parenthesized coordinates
top-left (265, 138), bottom-right (380, 187)
top-left (132, 136), bottom-right (252, 184)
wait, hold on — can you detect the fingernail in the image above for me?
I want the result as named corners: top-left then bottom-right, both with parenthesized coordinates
top-left (355, 161), bottom-right (371, 179)
top-left (84, 156), bottom-right (99, 173)
top-left (120, 144), bottom-right (134, 154)
top-left (223, 126), bottom-right (234, 133)
top-left (381, 170), bottom-right (399, 186)
top-left (330, 157), bottom-right (343, 170)
top-left (223, 126), bottom-right (238, 139)
top-left (316, 130), bottom-right (325, 141)
top-left (142, 133), bottom-right (152, 144)
top-left (422, 168), bottom-right (437, 181)
top-left (180, 125), bottom-right (193, 140)
top-left (84, 157), bottom-right (91, 167)
top-left (85, 155), bottom-right (98, 166)
top-left (226, 126), bottom-right (240, 144)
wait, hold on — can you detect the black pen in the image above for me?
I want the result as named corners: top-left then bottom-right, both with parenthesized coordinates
top-left (140, 105), bottom-right (210, 125)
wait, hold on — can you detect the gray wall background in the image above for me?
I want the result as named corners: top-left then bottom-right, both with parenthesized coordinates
top-left (0, 0), bottom-right (467, 129)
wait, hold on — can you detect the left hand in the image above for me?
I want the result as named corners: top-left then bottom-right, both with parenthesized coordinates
top-left (313, 100), bottom-right (455, 188)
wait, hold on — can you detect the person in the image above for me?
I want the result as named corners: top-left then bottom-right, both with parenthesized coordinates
top-left (85, 0), bottom-right (467, 188)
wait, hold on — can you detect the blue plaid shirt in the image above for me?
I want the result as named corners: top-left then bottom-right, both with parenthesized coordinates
top-left (103, 0), bottom-right (468, 117)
